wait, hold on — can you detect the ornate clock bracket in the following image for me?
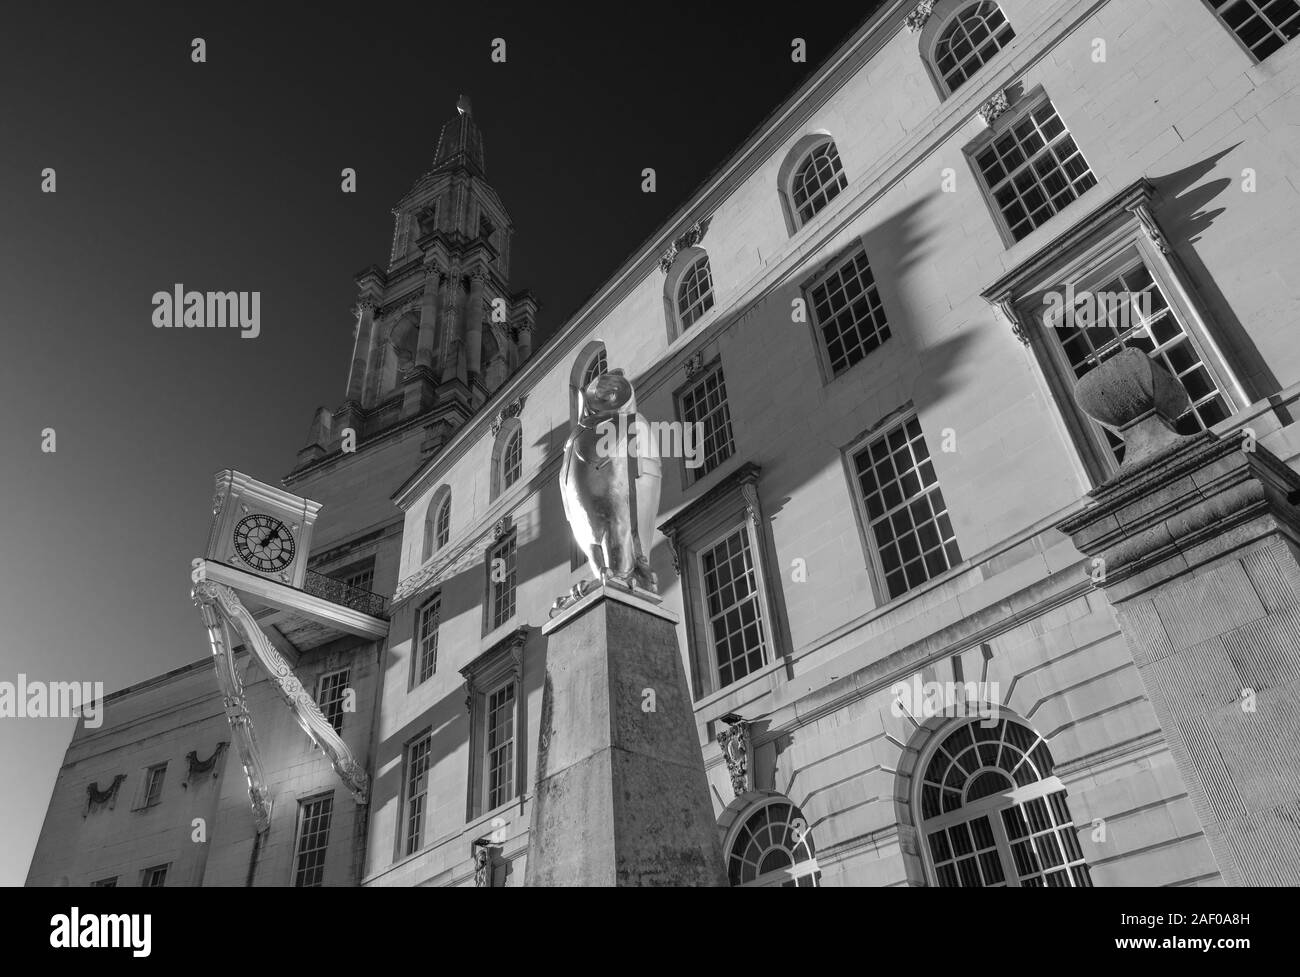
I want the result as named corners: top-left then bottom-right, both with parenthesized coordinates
top-left (192, 574), bottom-right (370, 832)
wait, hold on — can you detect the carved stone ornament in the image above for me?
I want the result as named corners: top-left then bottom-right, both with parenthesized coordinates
top-left (85, 774), bottom-right (127, 817)
top-left (490, 397), bottom-right (526, 437)
top-left (493, 514), bottom-right (513, 540)
top-left (664, 531), bottom-right (682, 575)
top-left (472, 841), bottom-right (501, 887)
top-left (182, 742), bottom-right (229, 789)
top-left (684, 350), bottom-right (705, 380)
top-left (658, 216), bottom-right (712, 274)
top-left (356, 296), bottom-right (380, 316)
top-left (904, 0), bottom-right (936, 33)
top-left (1127, 200), bottom-right (1171, 255)
top-left (718, 717), bottom-right (750, 797)
top-left (979, 90), bottom-right (1011, 126)
top-left (1073, 348), bottom-right (1191, 472)
top-left (992, 296), bottom-right (1030, 346)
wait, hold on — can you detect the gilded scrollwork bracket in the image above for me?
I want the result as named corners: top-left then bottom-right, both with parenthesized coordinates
top-left (192, 572), bottom-right (370, 834)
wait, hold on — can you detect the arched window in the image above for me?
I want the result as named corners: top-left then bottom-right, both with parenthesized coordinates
top-left (918, 718), bottom-right (1092, 887)
top-left (790, 140), bottom-right (848, 226)
top-left (570, 340), bottom-right (608, 426)
top-left (675, 255), bottom-right (715, 331)
top-left (490, 419), bottom-right (523, 500)
top-left (723, 793), bottom-right (821, 887)
top-left (934, 2), bottom-right (1015, 94)
top-left (422, 487), bottom-right (450, 563)
top-left (435, 495), bottom-right (451, 550)
top-left (581, 347), bottom-right (607, 389)
top-left (502, 429), bottom-right (522, 489)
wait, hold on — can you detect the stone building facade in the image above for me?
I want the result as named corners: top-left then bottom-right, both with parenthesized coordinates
top-left (28, 0), bottom-right (1300, 887)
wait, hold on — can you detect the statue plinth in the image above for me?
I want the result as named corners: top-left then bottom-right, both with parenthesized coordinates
top-left (525, 585), bottom-right (728, 886)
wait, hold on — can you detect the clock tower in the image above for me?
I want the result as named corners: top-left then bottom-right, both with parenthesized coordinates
top-left (295, 94), bottom-right (538, 469)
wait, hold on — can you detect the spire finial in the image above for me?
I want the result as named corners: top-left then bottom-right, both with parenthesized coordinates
top-left (457, 94), bottom-right (472, 117)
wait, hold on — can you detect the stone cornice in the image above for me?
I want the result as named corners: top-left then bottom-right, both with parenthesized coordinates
top-left (756, 562), bottom-right (1096, 744)
top-left (981, 178), bottom-right (1157, 304)
top-left (659, 461), bottom-right (762, 540)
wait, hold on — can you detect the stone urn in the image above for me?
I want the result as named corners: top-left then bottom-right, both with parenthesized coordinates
top-left (1074, 348), bottom-right (1192, 470)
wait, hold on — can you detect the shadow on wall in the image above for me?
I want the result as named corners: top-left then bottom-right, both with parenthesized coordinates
top-left (1151, 145), bottom-right (1281, 404)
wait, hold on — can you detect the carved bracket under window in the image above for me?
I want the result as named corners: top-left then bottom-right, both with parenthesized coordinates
top-left (683, 350), bottom-right (705, 380)
top-left (658, 216), bottom-right (712, 274)
top-left (718, 715), bottom-right (751, 797)
top-left (979, 89), bottom-right (1011, 126)
top-left (493, 514), bottom-right (513, 540)
top-left (903, 0), bottom-right (935, 33)
top-left (182, 742), bottom-right (229, 789)
top-left (85, 774), bottom-right (127, 817)
top-left (490, 397), bottom-right (526, 436)
top-left (1126, 200), bottom-right (1170, 254)
top-left (662, 529), bottom-right (682, 575)
top-left (472, 839), bottom-right (503, 887)
top-left (990, 296), bottom-right (1030, 346)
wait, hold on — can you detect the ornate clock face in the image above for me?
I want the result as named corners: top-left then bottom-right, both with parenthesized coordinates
top-left (233, 514), bottom-right (296, 573)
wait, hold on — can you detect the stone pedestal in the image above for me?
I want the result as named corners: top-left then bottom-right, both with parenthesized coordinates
top-left (524, 585), bottom-right (727, 886)
top-left (1059, 350), bottom-right (1300, 885)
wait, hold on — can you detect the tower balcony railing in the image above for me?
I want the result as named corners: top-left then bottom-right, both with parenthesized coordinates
top-left (303, 569), bottom-right (389, 619)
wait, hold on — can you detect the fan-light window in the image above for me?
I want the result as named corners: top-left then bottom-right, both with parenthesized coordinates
top-left (920, 718), bottom-right (1092, 887)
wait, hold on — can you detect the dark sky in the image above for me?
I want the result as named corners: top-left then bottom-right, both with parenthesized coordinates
top-left (0, 0), bottom-right (879, 881)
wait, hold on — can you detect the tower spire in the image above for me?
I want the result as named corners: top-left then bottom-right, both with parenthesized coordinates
top-left (433, 94), bottom-right (485, 175)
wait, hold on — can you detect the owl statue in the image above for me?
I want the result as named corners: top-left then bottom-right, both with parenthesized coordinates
top-left (553, 368), bottom-right (662, 613)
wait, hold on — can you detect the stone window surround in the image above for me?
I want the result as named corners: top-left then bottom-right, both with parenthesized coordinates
top-left (981, 178), bottom-right (1249, 487)
top-left (659, 462), bottom-right (787, 701)
top-left (460, 626), bottom-right (528, 823)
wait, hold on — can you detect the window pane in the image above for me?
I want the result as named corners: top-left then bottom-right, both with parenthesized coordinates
top-left (791, 141), bottom-right (848, 225)
top-left (975, 100), bottom-right (1094, 241)
top-left (701, 527), bottom-right (768, 687)
top-left (852, 418), bottom-right (960, 600)
top-left (678, 365), bottom-right (736, 479)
